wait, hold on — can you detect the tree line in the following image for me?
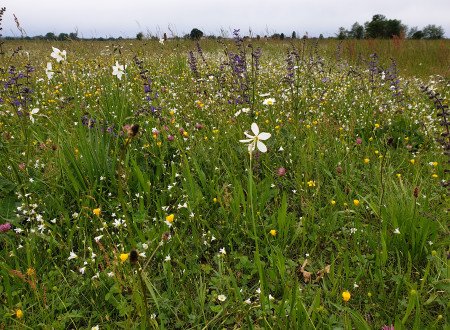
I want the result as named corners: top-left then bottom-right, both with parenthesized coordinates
top-left (336, 14), bottom-right (445, 40)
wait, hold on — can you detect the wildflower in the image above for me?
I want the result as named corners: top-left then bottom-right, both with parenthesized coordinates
top-left (239, 123), bottom-right (271, 153)
top-left (269, 229), bottom-right (277, 236)
top-left (353, 200), bottom-right (360, 206)
top-left (119, 253), bottom-right (129, 262)
top-left (364, 158), bottom-right (370, 164)
top-left (112, 61), bottom-right (126, 80)
top-left (278, 167), bottom-right (286, 176)
top-left (381, 325), bottom-right (394, 330)
top-left (45, 62), bottom-right (54, 79)
top-left (331, 200), bottom-right (336, 205)
top-left (356, 138), bottom-right (362, 144)
top-left (165, 214), bottom-right (174, 227)
top-left (91, 326), bottom-right (100, 330)
top-left (29, 108), bottom-right (39, 123)
top-left (410, 159), bottom-right (415, 165)
top-left (0, 222), bottom-right (11, 232)
top-left (165, 254), bottom-right (171, 262)
top-left (219, 247), bottom-right (226, 255)
top-left (68, 251), bottom-right (78, 260)
top-left (263, 98), bottom-right (275, 105)
top-left (307, 180), bottom-right (315, 187)
top-left (342, 291), bottom-right (351, 302)
top-left (393, 228), bottom-right (400, 234)
top-left (93, 208), bottom-right (101, 216)
top-left (269, 294), bottom-right (275, 300)
top-left (245, 298), bottom-right (251, 304)
top-left (218, 294), bottom-right (227, 302)
top-left (79, 267), bottom-right (86, 274)
top-left (16, 309), bottom-right (23, 319)
top-left (159, 38), bottom-right (164, 44)
top-left (50, 47), bottom-right (66, 62)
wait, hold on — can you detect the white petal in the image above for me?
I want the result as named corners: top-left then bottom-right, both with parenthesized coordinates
top-left (239, 138), bottom-right (253, 143)
top-left (258, 132), bottom-right (271, 140)
top-left (248, 143), bottom-right (254, 152)
top-left (251, 123), bottom-right (259, 136)
top-left (243, 132), bottom-right (254, 139)
top-left (257, 141), bottom-right (267, 152)
top-left (31, 108), bottom-right (39, 114)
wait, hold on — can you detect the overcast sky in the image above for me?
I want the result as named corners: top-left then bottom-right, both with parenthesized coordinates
top-left (2, 0), bottom-right (449, 38)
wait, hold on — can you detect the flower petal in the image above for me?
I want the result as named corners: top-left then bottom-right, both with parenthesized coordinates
top-left (239, 139), bottom-right (253, 143)
top-left (251, 123), bottom-right (259, 136)
top-left (257, 141), bottom-right (267, 153)
top-left (258, 132), bottom-right (271, 140)
top-left (244, 132), bottom-right (254, 139)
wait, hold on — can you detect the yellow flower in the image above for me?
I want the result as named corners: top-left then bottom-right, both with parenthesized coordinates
top-left (269, 229), bottom-right (277, 236)
top-left (369, 137), bottom-right (373, 141)
top-left (432, 174), bottom-right (438, 178)
top-left (397, 174), bottom-right (401, 178)
top-left (331, 200), bottom-right (336, 205)
top-left (307, 180), bottom-right (316, 187)
top-left (410, 159), bottom-right (415, 165)
top-left (157, 142), bottom-right (162, 147)
top-left (342, 291), bottom-right (351, 302)
top-left (364, 158), bottom-right (370, 164)
top-left (353, 200), bottom-right (360, 206)
top-left (93, 208), bottom-right (101, 216)
top-left (166, 214), bottom-right (174, 223)
top-left (213, 198), bottom-right (217, 203)
top-left (374, 124), bottom-right (380, 128)
top-left (120, 253), bottom-right (129, 262)
top-left (16, 309), bottom-right (23, 319)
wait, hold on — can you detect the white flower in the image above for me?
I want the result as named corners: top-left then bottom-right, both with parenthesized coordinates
top-left (159, 38), bottom-right (164, 44)
top-left (29, 108), bottom-right (39, 123)
top-left (112, 61), bottom-right (127, 80)
top-left (256, 287), bottom-right (261, 294)
top-left (245, 298), bottom-right (251, 304)
top-left (165, 254), bottom-right (171, 262)
top-left (263, 98), bottom-right (275, 105)
top-left (91, 325), bottom-right (99, 330)
top-left (218, 294), bottom-right (227, 302)
top-left (142, 243), bottom-right (149, 250)
top-left (79, 267), bottom-right (85, 274)
top-left (353, 282), bottom-right (359, 288)
top-left (393, 228), bottom-right (401, 234)
top-left (219, 247), bottom-right (226, 255)
top-left (68, 251), bottom-right (78, 260)
top-left (269, 294), bottom-right (274, 301)
top-left (50, 47), bottom-right (66, 62)
top-left (94, 235), bottom-right (103, 242)
top-left (45, 62), bottom-right (54, 79)
top-left (239, 123), bottom-right (271, 153)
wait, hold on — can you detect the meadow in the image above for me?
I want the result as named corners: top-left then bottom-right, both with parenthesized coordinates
top-left (0, 34), bottom-right (449, 329)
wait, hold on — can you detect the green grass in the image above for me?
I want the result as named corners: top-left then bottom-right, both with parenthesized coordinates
top-left (0, 36), bottom-right (449, 329)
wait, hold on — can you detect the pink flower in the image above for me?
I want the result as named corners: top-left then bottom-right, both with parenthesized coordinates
top-left (381, 325), bottom-right (394, 330)
top-left (196, 123), bottom-right (203, 130)
top-left (356, 138), bottom-right (362, 144)
top-left (406, 145), bottom-right (412, 149)
top-left (19, 163), bottom-right (26, 169)
top-left (0, 222), bottom-right (11, 232)
top-left (278, 167), bottom-right (286, 176)
top-left (168, 135), bottom-right (174, 141)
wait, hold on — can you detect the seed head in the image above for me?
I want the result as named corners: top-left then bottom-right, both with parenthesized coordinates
top-left (413, 186), bottom-right (419, 199)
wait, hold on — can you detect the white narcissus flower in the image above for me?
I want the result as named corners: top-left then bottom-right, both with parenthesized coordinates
top-left (239, 123), bottom-right (271, 153)
top-left (45, 62), bottom-right (54, 80)
top-left (50, 47), bottom-right (66, 62)
top-left (29, 108), bottom-right (39, 123)
top-left (112, 61), bottom-right (126, 80)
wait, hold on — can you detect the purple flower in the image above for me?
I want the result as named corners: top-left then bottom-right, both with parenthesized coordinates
top-left (168, 135), bottom-right (174, 141)
top-left (381, 325), bottom-right (394, 330)
top-left (0, 222), bottom-right (11, 232)
top-left (196, 123), bottom-right (203, 130)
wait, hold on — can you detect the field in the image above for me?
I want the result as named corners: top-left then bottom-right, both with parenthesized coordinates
top-left (0, 34), bottom-right (449, 329)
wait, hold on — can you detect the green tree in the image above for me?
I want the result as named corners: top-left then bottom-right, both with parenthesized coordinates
top-left (336, 27), bottom-right (347, 40)
top-left (423, 24), bottom-right (444, 39)
top-left (291, 31), bottom-right (296, 39)
top-left (280, 33), bottom-right (285, 40)
top-left (58, 33), bottom-right (69, 41)
top-left (136, 32), bottom-right (144, 41)
top-left (45, 32), bottom-right (57, 40)
top-left (364, 14), bottom-right (405, 38)
top-left (349, 22), bottom-right (364, 39)
top-left (190, 28), bottom-right (203, 40)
